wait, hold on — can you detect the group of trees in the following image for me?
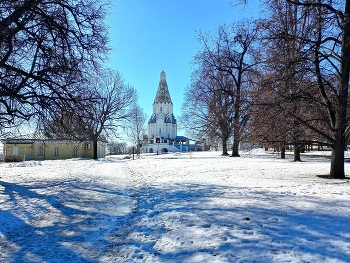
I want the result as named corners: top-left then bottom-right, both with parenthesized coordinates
top-left (182, 0), bottom-right (350, 178)
top-left (182, 22), bottom-right (258, 157)
top-left (2, 0), bottom-right (349, 178)
top-left (107, 141), bottom-right (129, 155)
top-left (0, 0), bottom-right (146, 159)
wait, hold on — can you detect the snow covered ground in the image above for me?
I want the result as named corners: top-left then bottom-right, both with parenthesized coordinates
top-left (1, 149), bottom-right (350, 262)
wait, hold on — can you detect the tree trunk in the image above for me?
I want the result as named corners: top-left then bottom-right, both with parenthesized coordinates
top-left (93, 140), bottom-right (98, 160)
top-left (281, 146), bottom-right (286, 159)
top-left (231, 111), bottom-right (241, 157)
top-left (231, 137), bottom-right (240, 157)
top-left (231, 78), bottom-right (241, 158)
top-left (293, 144), bottom-right (301, 162)
top-left (222, 137), bottom-right (229, 155)
top-left (329, 0), bottom-right (350, 179)
top-left (330, 132), bottom-right (346, 178)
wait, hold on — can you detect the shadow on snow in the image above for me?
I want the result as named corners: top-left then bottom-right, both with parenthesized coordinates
top-left (0, 179), bottom-right (350, 262)
top-left (0, 179), bottom-right (133, 262)
top-left (121, 183), bottom-right (350, 262)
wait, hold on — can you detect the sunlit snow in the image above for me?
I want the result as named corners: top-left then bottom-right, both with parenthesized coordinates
top-left (1, 149), bottom-right (350, 262)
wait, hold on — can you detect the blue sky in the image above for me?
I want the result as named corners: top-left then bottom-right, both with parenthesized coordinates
top-left (105, 1), bottom-right (261, 135)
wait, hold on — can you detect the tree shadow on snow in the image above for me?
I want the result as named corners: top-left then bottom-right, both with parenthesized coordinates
top-left (1, 179), bottom-right (350, 262)
top-left (120, 183), bottom-right (350, 262)
top-left (0, 180), bottom-right (133, 262)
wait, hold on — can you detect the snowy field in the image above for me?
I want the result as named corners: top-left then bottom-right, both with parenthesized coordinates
top-left (1, 150), bottom-right (350, 263)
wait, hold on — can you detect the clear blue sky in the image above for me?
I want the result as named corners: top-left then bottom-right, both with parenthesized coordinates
top-left (105, 1), bottom-right (261, 135)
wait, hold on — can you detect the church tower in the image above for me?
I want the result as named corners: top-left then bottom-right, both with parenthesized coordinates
top-left (148, 71), bottom-right (177, 141)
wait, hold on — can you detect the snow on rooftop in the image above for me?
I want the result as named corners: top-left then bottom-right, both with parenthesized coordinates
top-left (0, 150), bottom-right (350, 262)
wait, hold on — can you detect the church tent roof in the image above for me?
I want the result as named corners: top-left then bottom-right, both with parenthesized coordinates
top-left (153, 71), bottom-right (172, 104)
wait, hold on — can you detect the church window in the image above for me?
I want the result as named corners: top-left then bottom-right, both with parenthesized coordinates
top-left (160, 106), bottom-right (162, 111)
top-left (159, 128), bottom-right (161, 134)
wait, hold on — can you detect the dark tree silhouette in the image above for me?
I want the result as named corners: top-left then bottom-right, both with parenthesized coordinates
top-left (265, 0), bottom-right (350, 177)
top-left (0, 0), bottom-right (109, 129)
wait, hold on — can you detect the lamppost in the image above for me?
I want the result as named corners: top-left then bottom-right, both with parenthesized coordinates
top-left (156, 137), bottom-right (160, 155)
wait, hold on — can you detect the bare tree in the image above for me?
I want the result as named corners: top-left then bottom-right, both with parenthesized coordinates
top-left (251, 1), bottom-right (317, 161)
top-left (259, 0), bottom-right (350, 178)
top-left (181, 67), bottom-right (235, 155)
top-left (194, 21), bottom-right (259, 157)
top-left (108, 141), bottom-right (128, 155)
top-left (302, 0), bottom-right (350, 178)
top-left (249, 73), bottom-right (290, 157)
top-left (126, 104), bottom-right (147, 154)
top-left (84, 70), bottom-right (137, 159)
top-left (47, 70), bottom-right (137, 159)
top-left (0, 0), bottom-right (109, 129)
top-left (250, 71), bottom-right (319, 159)
top-left (180, 84), bottom-right (211, 147)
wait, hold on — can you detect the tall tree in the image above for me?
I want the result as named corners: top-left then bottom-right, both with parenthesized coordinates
top-left (83, 70), bottom-right (137, 159)
top-left (195, 22), bottom-right (258, 157)
top-left (47, 70), bottom-right (137, 159)
top-left (181, 68), bottom-right (235, 155)
top-left (0, 0), bottom-right (109, 128)
top-left (253, 0), bottom-right (315, 161)
top-left (126, 104), bottom-right (147, 154)
top-left (264, 0), bottom-right (350, 178)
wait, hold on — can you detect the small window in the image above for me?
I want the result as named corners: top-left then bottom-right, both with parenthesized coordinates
top-left (38, 147), bottom-right (43, 156)
top-left (73, 147), bottom-right (78, 156)
top-left (85, 143), bottom-right (91, 149)
top-left (12, 146), bottom-right (18, 156)
top-left (54, 147), bottom-right (59, 156)
top-left (160, 106), bottom-right (162, 112)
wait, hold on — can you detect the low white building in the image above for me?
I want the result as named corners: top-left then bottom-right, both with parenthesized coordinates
top-left (142, 71), bottom-right (191, 153)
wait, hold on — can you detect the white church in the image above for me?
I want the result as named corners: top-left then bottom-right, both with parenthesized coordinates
top-left (141, 71), bottom-right (204, 153)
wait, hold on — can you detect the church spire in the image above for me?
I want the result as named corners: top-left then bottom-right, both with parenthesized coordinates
top-left (153, 71), bottom-right (172, 104)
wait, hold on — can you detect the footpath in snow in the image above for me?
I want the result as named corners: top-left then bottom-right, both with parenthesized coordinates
top-left (0, 158), bottom-right (135, 262)
top-left (0, 150), bottom-right (350, 262)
